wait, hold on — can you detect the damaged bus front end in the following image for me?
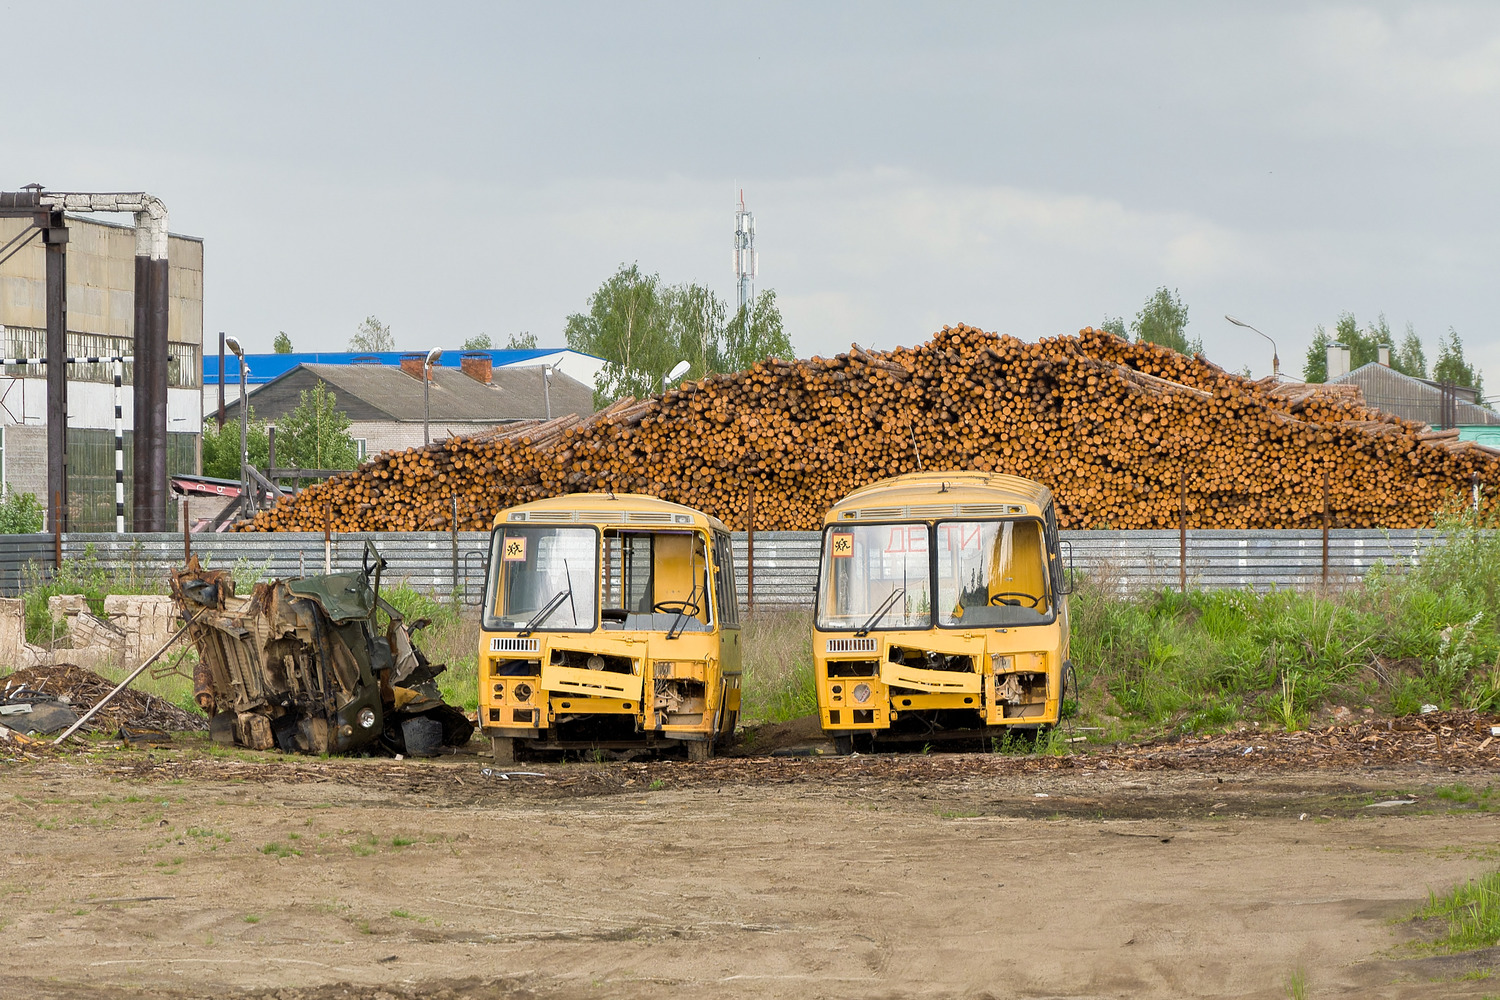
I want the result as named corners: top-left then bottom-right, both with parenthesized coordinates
top-left (478, 494), bottom-right (743, 762)
top-left (813, 472), bottom-right (1074, 752)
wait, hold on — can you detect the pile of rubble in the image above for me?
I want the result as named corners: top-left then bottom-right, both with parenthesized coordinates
top-left (0, 662), bottom-right (203, 738)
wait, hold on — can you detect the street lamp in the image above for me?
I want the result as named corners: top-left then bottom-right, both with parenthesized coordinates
top-left (1225, 315), bottom-right (1280, 377)
top-left (423, 347), bottom-right (442, 446)
top-left (663, 360), bottom-right (690, 394)
top-left (542, 362), bottom-right (555, 421)
top-left (224, 336), bottom-right (250, 516)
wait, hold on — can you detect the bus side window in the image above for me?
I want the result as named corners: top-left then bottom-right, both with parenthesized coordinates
top-left (714, 531), bottom-right (740, 627)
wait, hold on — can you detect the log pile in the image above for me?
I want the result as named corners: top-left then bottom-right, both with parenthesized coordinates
top-left (242, 326), bottom-right (1500, 532)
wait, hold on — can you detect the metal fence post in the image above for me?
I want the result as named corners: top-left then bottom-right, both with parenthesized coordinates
top-left (747, 482), bottom-right (756, 613)
top-left (1321, 471), bottom-right (1330, 587)
top-left (1178, 477), bottom-right (1187, 593)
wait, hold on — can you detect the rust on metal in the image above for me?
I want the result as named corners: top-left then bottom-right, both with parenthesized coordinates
top-left (170, 543), bottom-right (473, 756)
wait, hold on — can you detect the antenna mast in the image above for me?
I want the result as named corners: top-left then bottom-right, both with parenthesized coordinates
top-left (733, 190), bottom-right (757, 314)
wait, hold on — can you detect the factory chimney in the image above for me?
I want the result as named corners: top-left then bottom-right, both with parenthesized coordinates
top-left (1326, 343), bottom-right (1351, 379)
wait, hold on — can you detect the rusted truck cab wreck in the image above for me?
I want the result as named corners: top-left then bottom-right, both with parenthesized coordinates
top-left (172, 543), bottom-right (473, 756)
top-left (478, 494), bottom-right (742, 761)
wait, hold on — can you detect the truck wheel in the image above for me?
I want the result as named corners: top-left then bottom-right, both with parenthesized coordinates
top-left (688, 739), bottom-right (713, 762)
top-left (491, 736), bottom-right (516, 764)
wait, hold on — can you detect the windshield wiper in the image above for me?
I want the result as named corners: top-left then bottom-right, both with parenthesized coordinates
top-left (519, 588), bottom-right (571, 636)
top-left (856, 587), bottom-right (906, 637)
top-left (665, 584), bottom-right (704, 641)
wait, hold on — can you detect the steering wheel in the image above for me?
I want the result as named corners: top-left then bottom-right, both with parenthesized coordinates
top-left (653, 599), bottom-right (701, 616)
top-left (989, 591), bottom-right (1043, 608)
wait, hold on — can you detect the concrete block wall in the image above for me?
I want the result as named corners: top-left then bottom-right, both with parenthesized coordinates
top-left (1, 424), bottom-right (47, 500)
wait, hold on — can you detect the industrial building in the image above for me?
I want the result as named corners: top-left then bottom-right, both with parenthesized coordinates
top-left (0, 206), bottom-right (204, 531)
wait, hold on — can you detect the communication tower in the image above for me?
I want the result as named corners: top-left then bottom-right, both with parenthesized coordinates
top-left (733, 191), bottom-right (756, 313)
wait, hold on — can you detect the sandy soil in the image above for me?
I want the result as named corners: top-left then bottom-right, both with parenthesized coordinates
top-left (1, 737), bottom-right (1497, 1000)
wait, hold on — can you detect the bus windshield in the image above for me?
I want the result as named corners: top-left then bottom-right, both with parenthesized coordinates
top-left (482, 526), bottom-right (598, 632)
top-left (600, 529), bottom-right (714, 633)
top-left (935, 519), bottom-right (1052, 627)
top-left (815, 524), bottom-right (932, 631)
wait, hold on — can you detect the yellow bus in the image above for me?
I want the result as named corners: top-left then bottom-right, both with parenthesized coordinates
top-left (477, 493), bottom-right (742, 761)
top-left (812, 472), bottom-right (1073, 751)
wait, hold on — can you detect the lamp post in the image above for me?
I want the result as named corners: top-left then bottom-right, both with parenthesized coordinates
top-left (423, 347), bottom-right (442, 446)
top-left (1225, 315), bottom-right (1279, 377)
top-left (224, 336), bottom-right (250, 516)
top-left (662, 359), bottom-right (690, 394)
top-left (542, 363), bottom-right (554, 421)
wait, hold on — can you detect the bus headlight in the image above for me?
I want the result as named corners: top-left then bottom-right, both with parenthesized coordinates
top-left (357, 707), bottom-right (377, 729)
top-left (852, 683), bottom-right (872, 704)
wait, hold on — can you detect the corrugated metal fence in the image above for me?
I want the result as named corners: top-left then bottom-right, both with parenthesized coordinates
top-left (0, 527), bottom-right (1453, 607)
top-left (0, 533), bottom-right (54, 596)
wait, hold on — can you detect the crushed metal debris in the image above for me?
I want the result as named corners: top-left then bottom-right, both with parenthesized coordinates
top-left (171, 541), bottom-right (473, 757)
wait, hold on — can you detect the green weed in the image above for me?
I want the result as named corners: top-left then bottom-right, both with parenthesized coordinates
top-left (1415, 869), bottom-right (1500, 953)
top-left (1434, 785), bottom-right (1496, 811)
top-left (738, 611), bottom-right (817, 723)
top-left (260, 842), bottom-right (302, 859)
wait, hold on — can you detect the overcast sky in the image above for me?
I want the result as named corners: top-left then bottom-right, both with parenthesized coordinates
top-left (4, 1), bottom-right (1497, 388)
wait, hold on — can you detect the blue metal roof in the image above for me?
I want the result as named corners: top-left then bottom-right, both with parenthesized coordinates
top-left (202, 348), bottom-right (566, 385)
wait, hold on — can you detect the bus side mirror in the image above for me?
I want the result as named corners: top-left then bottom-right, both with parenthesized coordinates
top-left (1058, 539), bottom-right (1075, 596)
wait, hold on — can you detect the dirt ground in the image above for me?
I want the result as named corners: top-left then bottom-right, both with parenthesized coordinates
top-left (2, 725), bottom-right (1498, 1000)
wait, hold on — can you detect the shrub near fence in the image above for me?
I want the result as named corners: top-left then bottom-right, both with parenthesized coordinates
top-left (0, 527), bottom-right (1460, 604)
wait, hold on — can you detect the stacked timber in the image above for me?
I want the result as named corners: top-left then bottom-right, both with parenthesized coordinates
top-left (242, 326), bottom-right (1500, 532)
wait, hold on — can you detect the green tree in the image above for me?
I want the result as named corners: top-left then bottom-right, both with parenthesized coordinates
top-left (275, 381), bottom-right (360, 479)
top-left (0, 486), bottom-right (44, 533)
top-left (721, 289), bottom-right (792, 373)
top-left (1131, 287), bottom-right (1199, 354)
top-left (665, 282), bottom-right (728, 379)
top-left (350, 315), bottom-right (394, 352)
top-left (1433, 328), bottom-right (1486, 402)
top-left (566, 264), bottom-right (674, 405)
top-left (1303, 313), bottom-right (1428, 382)
top-left (272, 331), bottom-right (293, 354)
top-left (461, 333), bottom-right (493, 351)
top-left (201, 408), bottom-right (270, 479)
top-left (1395, 323), bottom-right (1428, 379)
top-left (1303, 327), bottom-right (1331, 383)
top-left (1099, 315), bottom-right (1127, 339)
top-left (566, 264), bottom-right (796, 405)
top-left (503, 331), bottom-right (537, 350)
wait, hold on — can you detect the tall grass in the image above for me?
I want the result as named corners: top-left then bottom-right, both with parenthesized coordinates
top-left (738, 610), bottom-right (817, 724)
top-left (1416, 869), bottom-right (1500, 953)
top-left (1072, 512), bottom-right (1500, 736)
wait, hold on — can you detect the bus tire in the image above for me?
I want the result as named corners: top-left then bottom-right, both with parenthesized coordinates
top-left (688, 739), bottom-right (713, 762)
top-left (832, 734), bottom-right (854, 755)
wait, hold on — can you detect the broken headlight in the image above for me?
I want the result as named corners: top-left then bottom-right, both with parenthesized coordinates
top-left (852, 683), bottom-right (872, 704)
